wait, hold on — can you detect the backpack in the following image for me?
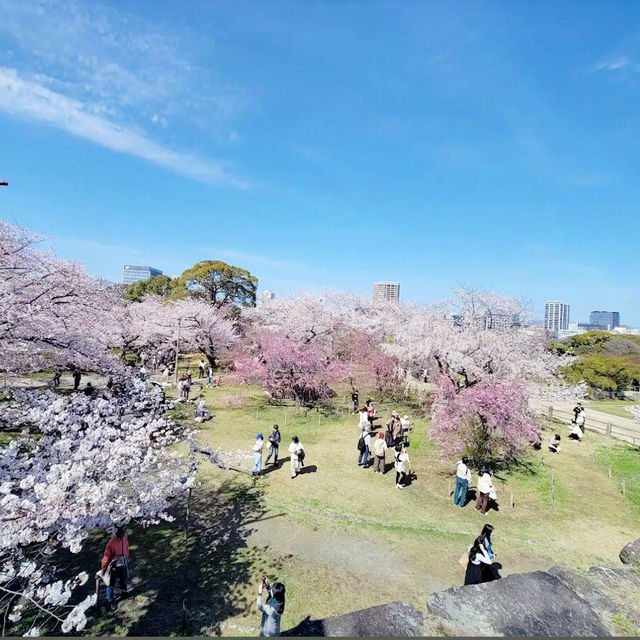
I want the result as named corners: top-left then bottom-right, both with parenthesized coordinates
top-left (357, 436), bottom-right (366, 452)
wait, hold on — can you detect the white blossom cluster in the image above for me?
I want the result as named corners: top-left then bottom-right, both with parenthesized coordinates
top-left (0, 379), bottom-right (195, 634)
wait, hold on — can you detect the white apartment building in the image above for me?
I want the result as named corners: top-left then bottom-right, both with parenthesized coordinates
top-left (373, 281), bottom-right (400, 303)
top-left (544, 301), bottom-right (570, 335)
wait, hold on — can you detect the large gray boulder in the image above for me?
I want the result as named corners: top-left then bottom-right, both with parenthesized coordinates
top-left (620, 538), bottom-right (640, 565)
top-left (282, 602), bottom-right (424, 637)
top-left (427, 570), bottom-right (611, 637)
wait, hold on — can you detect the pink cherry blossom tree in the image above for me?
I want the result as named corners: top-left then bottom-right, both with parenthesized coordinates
top-left (430, 376), bottom-right (540, 468)
top-left (234, 330), bottom-right (350, 405)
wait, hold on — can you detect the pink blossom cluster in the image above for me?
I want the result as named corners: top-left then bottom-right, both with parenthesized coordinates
top-left (431, 376), bottom-right (540, 465)
top-left (234, 330), bottom-right (350, 404)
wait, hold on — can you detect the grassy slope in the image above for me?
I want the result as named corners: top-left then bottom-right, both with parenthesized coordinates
top-left (82, 378), bottom-right (640, 636)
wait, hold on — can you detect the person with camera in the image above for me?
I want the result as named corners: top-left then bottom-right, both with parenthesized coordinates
top-left (288, 436), bottom-right (304, 478)
top-left (257, 575), bottom-right (286, 636)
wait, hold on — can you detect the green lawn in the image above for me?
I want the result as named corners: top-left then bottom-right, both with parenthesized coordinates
top-left (81, 378), bottom-right (640, 636)
top-left (585, 398), bottom-right (640, 420)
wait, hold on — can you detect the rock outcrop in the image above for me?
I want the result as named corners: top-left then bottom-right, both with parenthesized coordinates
top-left (282, 602), bottom-right (424, 637)
top-left (620, 537), bottom-right (640, 565)
top-left (427, 570), bottom-right (612, 637)
top-left (281, 537), bottom-right (640, 637)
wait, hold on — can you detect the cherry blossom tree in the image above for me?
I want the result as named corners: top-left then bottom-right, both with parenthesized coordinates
top-left (234, 330), bottom-right (350, 405)
top-left (168, 298), bottom-right (238, 367)
top-left (0, 380), bottom-right (195, 635)
top-left (430, 376), bottom-right (539, 468)
top-left (0, 222), bottom-right (116, 375)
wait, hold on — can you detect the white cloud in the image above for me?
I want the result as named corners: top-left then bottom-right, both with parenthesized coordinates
top-left (0, 67), bottom-right (248, 188)
top-left (596, 57), bottom-right (629, 71)
top-left (0, 0), bottom-right (246, 138)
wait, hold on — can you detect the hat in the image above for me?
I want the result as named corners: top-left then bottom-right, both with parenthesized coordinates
top-left (403, 415), bottom-right (409, 420)
top-left (256, 433), bottom-right (263, 439)
top-left (379, 432), bottom-right (385, 438)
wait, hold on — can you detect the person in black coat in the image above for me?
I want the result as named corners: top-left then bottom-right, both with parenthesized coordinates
top-left (464, 540), bottom-right (493, 585)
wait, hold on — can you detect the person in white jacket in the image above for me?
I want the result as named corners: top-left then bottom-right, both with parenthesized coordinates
top-left (394, 445), bottom-right (410, 489)
top-left (288, 436), bottom-right (304, 478)
top-left (475, 469), bottom-right (495, 515)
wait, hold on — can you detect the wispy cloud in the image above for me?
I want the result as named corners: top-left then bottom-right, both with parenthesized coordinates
top-left (0, 0), bottom-right (246, 132)
top-left (200, 247), bottom-right (301, 269)
top-left (0, 68), bottom-right (249, 188)
top-left (596, 57), bottom-right (629, 71)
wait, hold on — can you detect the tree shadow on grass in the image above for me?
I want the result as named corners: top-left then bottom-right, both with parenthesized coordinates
top-left (67, 479), bottom-right (282, 636)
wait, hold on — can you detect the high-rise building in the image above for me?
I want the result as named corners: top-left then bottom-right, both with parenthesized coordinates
top-left (122, 265), bottom-right (163, 285)
top-left (373, 281), bottom-right (400, 303)
top-left (544, 301), bottom-right (570, 335)
top-left (589, 310), bottom-right (620, 330)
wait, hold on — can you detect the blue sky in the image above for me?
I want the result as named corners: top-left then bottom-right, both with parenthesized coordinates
top-left (1, 0), bottom-right (639, 325)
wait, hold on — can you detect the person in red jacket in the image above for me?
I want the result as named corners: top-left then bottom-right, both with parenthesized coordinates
top-left (101, 526), bottom-right (130, 609)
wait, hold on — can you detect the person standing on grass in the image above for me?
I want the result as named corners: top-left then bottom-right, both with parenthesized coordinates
top-left (573, 402), bottom-right (583, 422)
top-left (386, 412), bottom-right (398, 444)
top-left (266, 424), bottom-right (281, 466)
top-left (365, 399), bottom-right (376, 428)
top-left (453, 457), bottom-right (472, 507)
top-left (52, 369), bottom-right (61, 389)
top-left (351, 389), bottom-right (359, 413)
top-left (373, 432), bottom-right (387, 473)
top-left (575, 410), bottom-right (586, 433)
top-left (184, 376), bottom-right (192, 401)
top-left (394, 445), bottom-right (410, 489)
top-left (253, 433), bottom-right (264, 476)
top-left (358, 407), bottom-right (371, 433)
top-left (257, 576), bottom-right (285, 637)
top-left (464, 539), bottom-right (493, 585)
top-left (207, 366), bottom-right (213, 388)
top-left (358, 427), bottom-right (371, 467)
top-left (288, 436), bottom-right (304, 478)
top-left (198, 359), bottom-right (206, 379)
top-left (475, 468), bottom-right (495, 515)
top-left (73, 369), bottom-right (82, 390)
top-left (100, 526), bottom-right (130, 610)
top-left (392, 412), bottom-right (403, 445)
